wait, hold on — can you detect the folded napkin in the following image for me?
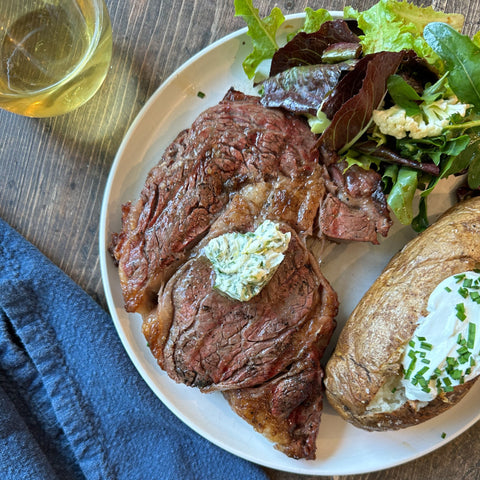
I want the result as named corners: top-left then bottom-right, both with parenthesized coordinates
top-left (0, 218), bottom-right (269, 480)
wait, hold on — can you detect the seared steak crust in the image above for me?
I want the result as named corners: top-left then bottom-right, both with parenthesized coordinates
top-left (141, 183), bottom-right (338, 459)
top-left (147, 224), bottom-right (336, 392)
top-left (320, 161), bottom-right (391, 244)
top-left (110, 90), bottom-right (319, 314)
top-left (109, 89), bottom-right (390, 459)
top-left (223, 348), bottom-right (325, 460)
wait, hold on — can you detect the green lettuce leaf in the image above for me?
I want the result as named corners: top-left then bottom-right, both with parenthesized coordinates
top-left (387, 167), bottom-right (418, 224)
top-left (474, 31), bottom-right (480, 48)
top-left (345, 0), bottom-right (464, 68)
top-left (301, 8), bottom-right (332, 34)
top-left (234, 0), bottom-right (285, 79)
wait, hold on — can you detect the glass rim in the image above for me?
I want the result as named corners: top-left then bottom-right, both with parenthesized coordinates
top-left (0, 0), bottom-right (110, 99)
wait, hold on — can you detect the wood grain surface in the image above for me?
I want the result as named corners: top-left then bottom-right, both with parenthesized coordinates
top-left (1, 1), bottom-right (479, 479)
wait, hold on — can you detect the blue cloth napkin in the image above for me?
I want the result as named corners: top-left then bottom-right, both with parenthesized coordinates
top-left (0, 217), bottom-right (269, 480)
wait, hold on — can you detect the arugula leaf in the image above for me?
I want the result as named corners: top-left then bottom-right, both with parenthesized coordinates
top-left (468, 142), bottom-right (480, 189)
top-left (412, 196), bottom-right (429, 232)
top-left (455, 137), bottom-right (480, 189)
top-left (387, 74), bottom-right (422, 116)
top-left (424, 22), bottom-right (480, 111)
top-left (387, 167), bottom-right (418, 224)
top-left (234, 0), bottom-right (285, 79)
top-left (345, 0), bottom-right (464, 68)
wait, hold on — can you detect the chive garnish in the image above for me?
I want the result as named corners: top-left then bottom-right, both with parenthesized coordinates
top-left (420, 341), bottom-right (433, 351)
top-left (471, 291), bottom-right (480, 303)
top-left (458, 287), bottom-right (468, 298)
top-left (467, 323), bottom-right (476, 349)
top-left (456, 303), bottom-right (467, 321)
top-left (404, 355), bottom-right (417, 380)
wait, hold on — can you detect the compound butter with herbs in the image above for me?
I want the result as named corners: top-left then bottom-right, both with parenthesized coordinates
top-left (203, 220), bottom-right (291, 302)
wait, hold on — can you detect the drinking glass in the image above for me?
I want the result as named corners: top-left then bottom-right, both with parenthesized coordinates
top-left (0, 0), bottom-right (112, 117)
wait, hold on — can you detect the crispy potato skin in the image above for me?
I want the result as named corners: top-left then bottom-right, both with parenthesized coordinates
top-left (325, 197), bottom-right (480, 431)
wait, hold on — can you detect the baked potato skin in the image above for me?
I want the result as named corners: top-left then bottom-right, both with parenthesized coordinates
top-left (325, 196), bottom-right (480, 431)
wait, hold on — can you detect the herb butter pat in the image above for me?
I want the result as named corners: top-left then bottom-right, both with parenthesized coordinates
top-left (203, 220), bottom-right (291, 302)
top-left (401, 271), bottom-right (480, 402)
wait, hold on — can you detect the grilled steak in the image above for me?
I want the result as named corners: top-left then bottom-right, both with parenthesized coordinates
top-left (144, 184), bottom-right (337, 392)
top-left (142, 183), bottom-right (337, 459)
top-left (110, 88), bottom-right (390, 459)
top-left (223, 348), bottom-right (325, 460)
top-left (110, 89), bottom-right (320, 315)
top-left (319, 161), bottom-right (392, 244)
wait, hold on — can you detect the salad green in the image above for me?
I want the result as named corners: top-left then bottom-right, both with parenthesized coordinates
top-left (235, 0), bottom-right (480, 230)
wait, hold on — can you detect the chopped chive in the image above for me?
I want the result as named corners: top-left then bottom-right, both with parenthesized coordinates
top-left (421, 358), bottom-right (431, 364)
top-left (450, 369), bottom-right (463, 380)
top-left (455, 274), bottom-right (466, 283)
top-left (197, 91), bottom-right (206, 98)
top-left (417, 336), bottom-right (426, 341)
top-left (404, 356), bottom-right (417, 380)
top-left (445, 286), bottom-right (452, 292)
top-left (467, 323), bottom-right (476, 349)
top-left (458, 287), bottom-right (468, 298)
top-left (457, 345), bottom-right (469, 356)
top-left (441, 432), bottom-right (447, 439)
top-left (456, 303), bottom-right (467, 321)
top-left (417, 366), bottom-right (429, 376)
top-left (420, 341), bottom-right (433, 351)
top-left (471, 291), bottom-right (480, 303)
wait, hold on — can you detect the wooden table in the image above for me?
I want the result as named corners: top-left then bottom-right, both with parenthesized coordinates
top-left (1, 0), bottom-right (479, 478)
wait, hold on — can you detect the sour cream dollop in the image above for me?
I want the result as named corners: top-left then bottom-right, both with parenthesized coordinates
top-left (401, 270), bottom-right (480, 402)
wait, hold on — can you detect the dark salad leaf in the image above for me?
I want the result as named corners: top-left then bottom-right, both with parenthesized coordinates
top-left (269, 19), bottom-right (360, 76)
top-left (260, 62), bottom-right (355, 115)
top-left (321, 42), bottom-right (362, 63)
top-left (318, 51), bottom-right (405, 154)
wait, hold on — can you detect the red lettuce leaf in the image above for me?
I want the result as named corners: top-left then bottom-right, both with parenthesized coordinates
top-left (318, 51), bottom-right (405, 155)
top-left (269, 19), bottom-right (360, 77)
top-left (260, 62), bottom-right (356, 115)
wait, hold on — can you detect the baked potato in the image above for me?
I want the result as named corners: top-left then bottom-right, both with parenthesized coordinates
top-left (324, 196), bottom-right (480, 431)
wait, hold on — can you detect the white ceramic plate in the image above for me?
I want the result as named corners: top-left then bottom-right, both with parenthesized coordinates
top-left (99, 14), bottom-right (480, 476)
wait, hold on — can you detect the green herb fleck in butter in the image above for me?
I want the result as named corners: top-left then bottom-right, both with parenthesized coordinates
top-left (203, 220), bottom-right (291, 302)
